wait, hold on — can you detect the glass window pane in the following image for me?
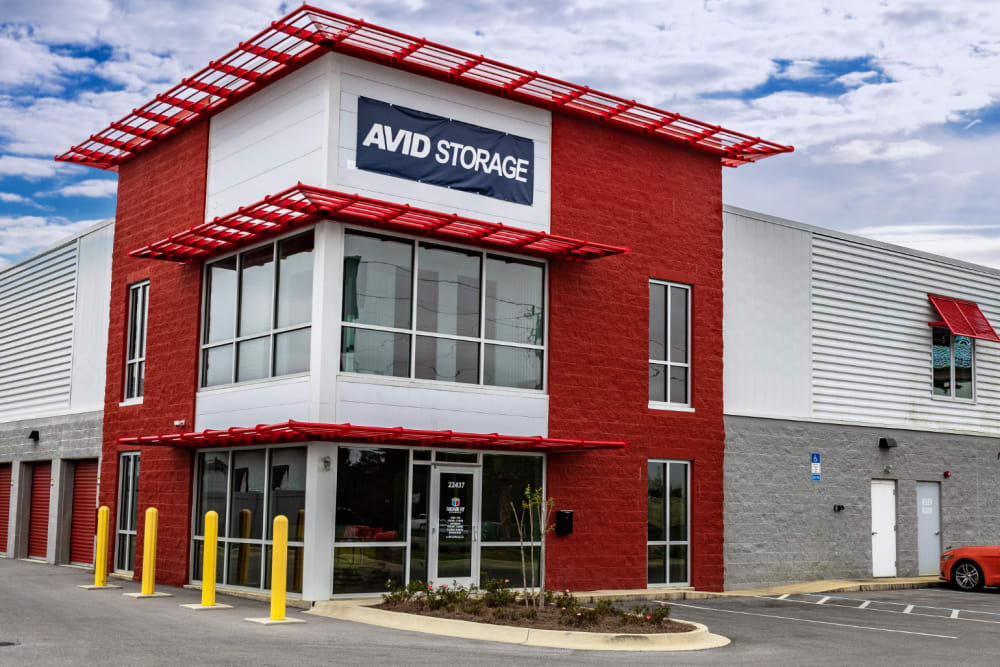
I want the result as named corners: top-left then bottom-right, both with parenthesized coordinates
top-left (205, 257), bottom-right (237, 343)
top-left (954, 335), bottom-right (973, 399)
top-left (332, 546), bottom-right (404, 595)
top-left (932, 327), bottom-right (951, 396)
top-left (128, 287), bottom-right (140, 360)
top-left (484, 344), bottom-right (542, 390)
top-left (274, 328), bottom-right (310, 376)
top-left (669, 463), bottom-right (688, 542)
top-left (138, 284), bottom-right (147, 357)
top-left (669, 366), bottom-right (688, 405)
top-left (669, 544), bottom-right (688, 584)
top-left (412, 450), bottom-right (431, 461)
top-left (227, 542), bottom-right (262, 589)
top-left (266, 545), bottom-right (305, 593)
top-left (276, 232), bottom-right (314, 328)
top-left (237, 337), bottom-right (270, 382)
top-left (649, 364), bottom-right (666, 402)
top-left (417, 244), bottom-right (481, 337)
top-left (409, 465), bottom-right (430, 585)
top-left (269, 447), bottom-right (307, 542)
top-left (335, 447), bottom-right (408, 542)
top-left (485, 256), bottom-right (544, 345)
top-left (670, 286), bottom-right (688, 363)
top-left (136, 361), bottom-right (144, 398)
top-left (239, 245), bottom-right (275, 337)
top-left (435, 452), bottom-right (477, 463)
top-left (482, 454), bottom-right (543, 542)
top-left (415, 336), bottom-right (479, 384)
top-left (437, 470), bottom-right (475, 579)
top-left (480, 546), bottom-right (539, 588)
top-left (203, 344), bottom-right (234, 387)
top-left (229, 449), bottom-right (266, 540)
top-left (125, 363), bottom-right (137, 400)
top-left (129, 457), bottom-right (140, 531)
top-left (649, 283), bottom-right (666, 360)
top-left (341, 327), bottom-right (409, 377)
top-left (647, 462), bottom-right (665, 541)
top-left (648, 545), bottom-right (666, 585)
top-left (196, 452), bottom-right (229, 537)
top-left (343, 232), bottom-right (413, 329)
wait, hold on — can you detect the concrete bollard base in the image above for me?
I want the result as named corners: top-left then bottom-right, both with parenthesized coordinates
top-left (123, 592), bottom-right (174, 598)
top-left (181, 603), bottom-right (233, 611)
top-left (245, 617), bottom-right (306, 625)
top-left (78, 584), bottom-right (122, 590)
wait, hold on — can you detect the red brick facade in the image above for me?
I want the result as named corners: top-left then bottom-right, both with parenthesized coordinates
top-left (98, 124), bottom-right (209, 585)
top-left (546, 115), bottom-right (725, 591)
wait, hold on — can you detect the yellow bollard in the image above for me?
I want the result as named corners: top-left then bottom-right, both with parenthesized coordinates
top-left (94, 506), bottom-right (110, 587)
top-left (270, 515), bottom-right (288, 621)
top-left (141, 507), bottom-right (158, 595)
top-left (202, 511), bottom-right (219, 607)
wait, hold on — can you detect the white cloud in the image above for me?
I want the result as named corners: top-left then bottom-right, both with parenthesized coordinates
top-left (0, 155), bottom-right (81, 179)
top-left (828, 139), bottom-right (943, 164)
top-left (0, 192), bottom-right (29, 203)
top-left (0, 215), bottom-right (102, 260)
top-left (836, 70), bottom-right (878, 88)
top-left (41, 178), bottom-right (117, 198)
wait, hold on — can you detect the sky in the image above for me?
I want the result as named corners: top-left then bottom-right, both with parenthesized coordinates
top-left (2, 0), bottom-right (1000, 270)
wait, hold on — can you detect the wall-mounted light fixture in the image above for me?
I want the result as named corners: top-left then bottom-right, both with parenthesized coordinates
top-left (833, 504), bottom-right (845, 512)
top-left (944, 470), bottom-right (952, 478)
top-left (322, 456), bottom-right (332, 472)
top-left (878, 437), bottom-right (898, 449)
top-left (28, 430), bottom-right (39, 444)
top-left (883, 465), bottom-right (892, 474)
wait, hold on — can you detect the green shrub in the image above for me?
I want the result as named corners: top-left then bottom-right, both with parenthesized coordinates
top-left (482, 577), bottom-right (518, 608)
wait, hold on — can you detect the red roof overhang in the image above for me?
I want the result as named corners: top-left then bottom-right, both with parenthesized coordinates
top-left (128, 184), bottom-right (628, 263)
top-left (117, 420), bottom-right (627, 454)
top-left (56, 6), bottom-right (792, 171)
top-left (928, 294), bottom-right (1000, 342)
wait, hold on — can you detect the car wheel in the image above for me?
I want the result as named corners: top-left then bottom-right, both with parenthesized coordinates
top-left (953, 560), bottom-right (984, 591)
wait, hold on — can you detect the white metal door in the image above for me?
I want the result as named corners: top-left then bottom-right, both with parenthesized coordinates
top-left (871, 480), bottom-right (897, 577)
top-left (428, 465), bottom-right (480, 588)
top-left (916, 482), bottom-right (941, 575)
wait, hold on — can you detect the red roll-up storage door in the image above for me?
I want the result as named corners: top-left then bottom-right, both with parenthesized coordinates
top-left (69, 459), bottom-right (98, 565)
top-left (0, 464), bottom-right (11, 554)
top-left (28, 461), bottom-right (51, 560)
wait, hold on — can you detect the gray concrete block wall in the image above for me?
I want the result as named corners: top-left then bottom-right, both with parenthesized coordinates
top-left (0, 410), bottom-right (103, 561)
top-left (724, 415), bottom-right (1000, 589)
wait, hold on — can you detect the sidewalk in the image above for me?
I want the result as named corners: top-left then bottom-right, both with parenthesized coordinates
top-left (574, 575), bottom-right (943, 602)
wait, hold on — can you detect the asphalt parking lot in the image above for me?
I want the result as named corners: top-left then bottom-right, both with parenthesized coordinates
top-left (3, 557), bottom-right (1000, 666)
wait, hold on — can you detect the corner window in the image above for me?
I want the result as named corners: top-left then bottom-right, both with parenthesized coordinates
top-left (649, 280), bottom-right (690, 406)
top-left (115, 452), bottom-right (140, 572)
top-left (124, 281), bottom-right (149, 400)
top-left (932, 327), bottom-right (974, 400)
top-left (200, 231), bottom-right (314, 388)
top-left (340, 230), bottom-right (545, 390)
top-left (647, 459), bottom-right (689, 586)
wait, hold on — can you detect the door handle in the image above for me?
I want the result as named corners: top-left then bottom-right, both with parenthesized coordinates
top-left (872, 531), bottom-right (877, 535)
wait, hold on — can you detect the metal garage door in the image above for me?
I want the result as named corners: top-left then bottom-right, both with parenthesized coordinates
top-left (70, 460), bottom-right (98, 565)
top-left (0, 463), bottom-right (10, 554)
top-left (28, 461), bottom-right (51, 560)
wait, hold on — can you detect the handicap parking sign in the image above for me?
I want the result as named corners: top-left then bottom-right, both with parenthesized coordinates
top-left (811, 453), bottom-right (821, 481)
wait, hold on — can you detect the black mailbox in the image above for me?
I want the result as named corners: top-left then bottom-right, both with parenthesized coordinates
top-left (555, 510), bottom-right (573, 536)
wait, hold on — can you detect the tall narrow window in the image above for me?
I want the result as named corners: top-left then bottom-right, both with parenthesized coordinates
top-left (124, 281), bottom-right (149, 400)
top-left (115, 452), bottom-right (140, 572)
top-left (647, 460), bottom-right (689, 586)
top-left (649, 280), bottom-right (690, 406)
top-left (932, 327), bottom-right (974, 400)
top-left (201, 231), bottom-right (314, 388)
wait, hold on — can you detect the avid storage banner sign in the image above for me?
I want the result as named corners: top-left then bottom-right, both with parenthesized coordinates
top-left (356, 97), bottom-right (534, 205)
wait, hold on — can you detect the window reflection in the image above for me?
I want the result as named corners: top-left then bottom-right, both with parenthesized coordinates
top-left (417, 244), bottom-right (481, 337)
top-left (485, 256), bottom-right (543, 345)
top-left (335, 447), bottom-right (408, 542)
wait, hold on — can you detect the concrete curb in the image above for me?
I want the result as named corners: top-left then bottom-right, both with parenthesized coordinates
top-left (308, 602), bottom-right (730, 652)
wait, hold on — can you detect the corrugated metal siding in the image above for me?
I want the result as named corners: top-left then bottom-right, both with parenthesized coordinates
top-left (0, 243), bottom-right (78, 418)
top-left (811, 233), bottom-right (1000, 433)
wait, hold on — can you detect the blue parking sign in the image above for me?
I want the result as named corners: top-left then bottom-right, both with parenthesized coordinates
top-left (811, 453), bottom-right (821, 481)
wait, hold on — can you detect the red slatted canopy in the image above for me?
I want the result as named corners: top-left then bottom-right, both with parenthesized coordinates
top-left (128, 184), bottom-right (628, 263)
top-left (118, 420), bottom-right (626, 453)
top-left (928, 294), bottom-right (1000, 342)
top-left (56, 6), bottom-right (792, 171)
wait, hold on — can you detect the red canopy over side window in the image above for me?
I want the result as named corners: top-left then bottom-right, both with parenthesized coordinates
top-left (928, 294), bottom-right (1000, 342)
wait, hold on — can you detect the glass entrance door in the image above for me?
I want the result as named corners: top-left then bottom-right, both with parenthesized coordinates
top-left (428, 465), bottom-right (480, 588)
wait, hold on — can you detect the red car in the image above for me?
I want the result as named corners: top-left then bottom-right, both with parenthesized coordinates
top-left (941, 546), bottom-right (1000, 591)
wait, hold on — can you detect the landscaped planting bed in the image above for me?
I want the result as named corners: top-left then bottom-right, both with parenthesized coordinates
top-left (377, 579), bottom-right (695, 634)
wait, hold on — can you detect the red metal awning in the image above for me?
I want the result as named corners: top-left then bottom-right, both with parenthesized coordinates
top-left (128, 184), bottom-right (628, 263)
top-left (928, 294), bottom-right (1000, 342)
top-left (117, 420), bottom-right (626, 453)
top-left (56, 6), bottom-right (792, 171)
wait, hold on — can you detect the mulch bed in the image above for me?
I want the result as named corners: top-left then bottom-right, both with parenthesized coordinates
top-left (375, 601), bottom-right (696, 634)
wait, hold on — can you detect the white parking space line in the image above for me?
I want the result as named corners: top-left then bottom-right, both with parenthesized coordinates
top-left (859, 601), bottom-right (871, 609)
top-left (664, 602), bottom-right (958, 639)
top-left (951, 610), bottom-right (960, 619)
top-left (777, 594), bottom-right (789, 600)
top-left (817, 596), bottom-right (831, 605)
top-left (802, 592), bottom-right (1000, 617)
top-left (903, 605), bottom-right (915, 614)
top-left (756, 594), bottom-right (1000, 625)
